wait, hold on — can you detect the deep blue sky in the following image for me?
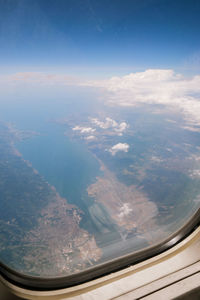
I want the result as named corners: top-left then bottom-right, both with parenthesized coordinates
top-left (0, 0), bottom-right (200, 75)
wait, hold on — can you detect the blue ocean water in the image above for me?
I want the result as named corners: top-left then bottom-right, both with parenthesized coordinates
top-left (17, 125), bottom-right (100, 213)
top-left (0, 92), bottom-right (104, 234)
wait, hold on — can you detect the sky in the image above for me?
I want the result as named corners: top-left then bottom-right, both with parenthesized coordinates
top-left (0, 0), bottom-right (200, 76)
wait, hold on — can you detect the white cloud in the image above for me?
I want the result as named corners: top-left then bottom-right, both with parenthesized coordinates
top-left (72, 126), bottom-right (96, 134)
top-left (109, 143), bottom-right (130, 156)
top-left (118, 203), bottom-right (133, 218)
top-left (84, 69), bottom-right (200, 125)
top-left (84, 135), bottom-right (96, 140)
top-left (91, 117), bottom-right (118, 129)
top-left (91, 117), bottom-right (128, 135)
top-left (189, 169), bottom-right (200, 178)
top-left (114, 122), bottom-right (129, 134)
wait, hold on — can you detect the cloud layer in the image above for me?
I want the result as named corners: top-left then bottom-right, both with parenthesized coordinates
top-left (84, 69), bottom-right (200, 125)
top-left (2, 69), bottom-right (200, 126)
top-left (0, 72), bottom-right (80, 86)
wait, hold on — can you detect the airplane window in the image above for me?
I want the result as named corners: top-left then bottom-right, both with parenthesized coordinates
top-left (0, 0), bottom-right (200, 290)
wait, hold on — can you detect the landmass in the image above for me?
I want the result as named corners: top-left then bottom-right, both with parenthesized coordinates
top-left (56, 109), bottom-right (200, 244)
top-left (87, 161), bottom-right (163, 244)
top-left (0, 122), bottom-right (101, 277)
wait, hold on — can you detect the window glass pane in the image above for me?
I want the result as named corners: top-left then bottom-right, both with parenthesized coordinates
top-left (0, 0), bottom-right (200, 280)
